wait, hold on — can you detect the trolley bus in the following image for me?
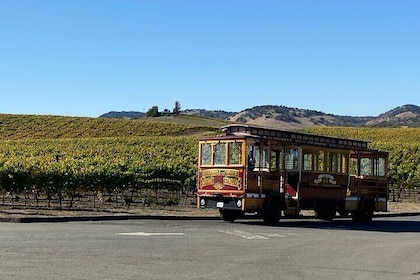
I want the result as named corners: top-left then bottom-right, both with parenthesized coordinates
top-left (197, 124), bottom-right (388, 223)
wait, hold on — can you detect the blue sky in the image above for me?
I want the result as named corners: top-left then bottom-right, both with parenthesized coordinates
top-left (1, 1), bottom-right (419, 117)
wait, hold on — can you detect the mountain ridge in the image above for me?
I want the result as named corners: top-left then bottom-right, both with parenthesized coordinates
top-left (100, 104), bottom-right (420, 128)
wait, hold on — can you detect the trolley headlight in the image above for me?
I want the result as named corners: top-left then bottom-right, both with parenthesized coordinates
top-left (236, 199), bottom-right (242, 208)
top-left (200, 198), bottom-right (206, 207)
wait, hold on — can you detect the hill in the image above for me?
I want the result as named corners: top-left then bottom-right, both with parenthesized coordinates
top-left (0, 114), bottom-right (218, 140)
top-left (227, 105), bottom-right (372, 129)
top-left (100, 104), bottom-right (420, 128)
top-left (227, 104), bottom-right (420, 129)
top-left (365, 104), bottom-right (420, 127)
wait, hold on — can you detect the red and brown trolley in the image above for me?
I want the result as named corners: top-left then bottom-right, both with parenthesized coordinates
top-left (197, 124), bottom-right (388, 223)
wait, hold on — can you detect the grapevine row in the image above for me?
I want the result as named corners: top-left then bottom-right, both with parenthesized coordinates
top-left (0, 136), bottom-right (198, 208)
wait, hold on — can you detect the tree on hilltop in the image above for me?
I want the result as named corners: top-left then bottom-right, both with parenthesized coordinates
top-left (173, 101), bottom-right (181, 115)
top-left (146, 106), bottom-right (160, 117)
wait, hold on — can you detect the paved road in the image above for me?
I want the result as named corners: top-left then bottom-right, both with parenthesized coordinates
top-left (0, 216), bottom-right (419, 280)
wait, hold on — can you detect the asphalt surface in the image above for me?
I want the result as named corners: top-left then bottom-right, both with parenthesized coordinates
top-left (1, 208), bottom-right (419, 223)
top-left (0, 215), bottom-right (419, 280)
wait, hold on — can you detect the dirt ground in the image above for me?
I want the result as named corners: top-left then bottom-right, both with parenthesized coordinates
top-left (0, 205), bottom-right (220, 218)
top-left (387, 201), bottom-right (420, 213)
top-left (0, 201), bottom-right (419, 219)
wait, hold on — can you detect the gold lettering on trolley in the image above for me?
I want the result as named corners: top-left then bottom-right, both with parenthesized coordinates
top-left (202, 169), bottom-right (239, 177)
top-left (223, 177), bottom-right (242, 190)
top-left (201, 177), bottom-right (214, 187)
top-left (200, 169), bottom-right (243, 190)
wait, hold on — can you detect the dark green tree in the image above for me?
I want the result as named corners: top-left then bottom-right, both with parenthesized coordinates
top-left (173, 101), bottom-right (181, 115)
top-left (146, 106), bottom-right (160, 117)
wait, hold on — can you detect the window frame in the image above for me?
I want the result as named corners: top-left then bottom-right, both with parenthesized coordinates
top-left (199, 140), bottom-right (245, 167)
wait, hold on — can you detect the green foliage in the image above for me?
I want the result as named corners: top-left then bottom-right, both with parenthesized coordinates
top-left (0, 113), bottom-right (211, 208)
top-left (166, 195), bottom-right (180, 206)
top-left (142, 195), bottom-right (156, 207)
top-left (0, 114), bottom-right (209, 139)
top-left (145, 106), bottom-right (160, 117)
top-left (173, 101), bottom-right (181, 115)
top-left (0, 136), bottom-right (198, 208)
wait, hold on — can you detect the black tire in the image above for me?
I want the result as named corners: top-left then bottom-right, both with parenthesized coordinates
top-left (219, 209), bottom-right (238, 222)
top-left (315, 210), bottom-right (336, 221)
top-left (337, 209), bottom-right (350, 217)
top-left (263, 207), bottom-right (281, 225)
top-left (352, 209), bottom-right (373, 223)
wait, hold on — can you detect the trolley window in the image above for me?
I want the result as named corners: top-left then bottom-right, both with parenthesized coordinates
top-left (228, 142), bottom-right (242, 165)
top-left (200, 141), bottom-right (244, 166)
top-left (285, 148), bottom-right (299, 170)
top-left (303, 150), bottom-right (313, 171)
top-left (360, 158), bottom-right (373, 176)
top-left (315, 150), bottom-right (325, 171)
top-left (376, 157), bottom-right (386, 176)
top-left (254, 146), bottom-right (270, 170)
top-left (200, 143), bottom-right (212, 165)
top-left (214, 143), bottom-right (227, 165)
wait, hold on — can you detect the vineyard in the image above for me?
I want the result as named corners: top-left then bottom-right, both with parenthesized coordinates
top-left (0, 114), bottom-right (218, 139)
top-left (0, 136), bottom-right (200, 209)
top-left (0, 114), bottom-right (419, 210)
top-left (0, 114), bottom-right (212, 209)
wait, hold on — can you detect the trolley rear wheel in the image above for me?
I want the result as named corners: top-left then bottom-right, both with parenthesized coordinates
top-left (352, 209), bottom-right (374, 223)
top-left (262, 207), bottom-right (281, 225)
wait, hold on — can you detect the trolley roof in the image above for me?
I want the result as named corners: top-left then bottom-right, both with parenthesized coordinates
top-left (202, 124), bottom-right (369, 151)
